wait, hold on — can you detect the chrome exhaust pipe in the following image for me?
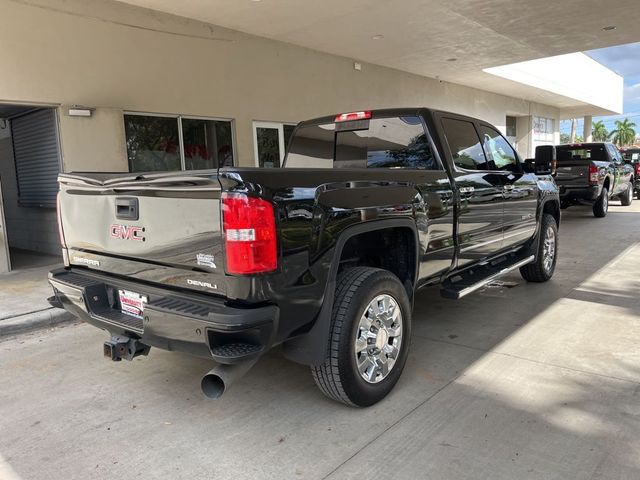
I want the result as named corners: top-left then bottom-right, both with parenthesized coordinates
top-left (201, 359), bottom-right (257, 399)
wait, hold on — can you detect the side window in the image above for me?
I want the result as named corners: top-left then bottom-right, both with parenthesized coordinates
top-left (366, 117), bottom-right (438, 169)
top-left (441, 118), bottom-right (488, 170)
top-left (478, 125), bottom-right (518, 172)
top-left (334, 117), bottom-right (440, 170)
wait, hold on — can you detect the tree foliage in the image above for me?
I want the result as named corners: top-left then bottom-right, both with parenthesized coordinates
top-left (608, 118), bottom-right (637, 146)
top-left (591, 120), bottom-right (609, 142)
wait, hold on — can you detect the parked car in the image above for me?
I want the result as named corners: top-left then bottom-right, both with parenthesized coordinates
top-left (554, 142), bottom-right (635, 217)
top-left (619, 147), bottom-right (640, 200)
top-left (48, 108), bottom-right (560, 407)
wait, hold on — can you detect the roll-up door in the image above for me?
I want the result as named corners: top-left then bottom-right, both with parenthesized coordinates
top-left (11, 109), bottom-right (61, 207)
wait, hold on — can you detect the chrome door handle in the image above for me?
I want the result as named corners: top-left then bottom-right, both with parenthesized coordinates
top-left (503, 185), bottom-right (514, 191)
top-left (459, 186), bottom-right (475, 194)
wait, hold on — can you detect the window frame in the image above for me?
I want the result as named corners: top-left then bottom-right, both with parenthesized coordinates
top-left (440, 116), bottom-right (494, 173)
top-left (252, 120), bottom-right (297, 168)
top-left (123, 111), bottom-right (237, 172)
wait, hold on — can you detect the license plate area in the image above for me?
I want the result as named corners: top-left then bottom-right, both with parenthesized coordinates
top-left (118, 289), bottom-right (148, 319)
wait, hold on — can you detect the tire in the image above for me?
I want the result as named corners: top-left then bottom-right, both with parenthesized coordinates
top-left (620, 182), bottom-right (633, 206)
top-left (593, 187), bottom-right (608, 217)
top-left (637, 190), bottom-right (640, 201)
top-left (311, 267), bottom-right (411, 407)
top-left (520, 213), bottom-right (558, 283)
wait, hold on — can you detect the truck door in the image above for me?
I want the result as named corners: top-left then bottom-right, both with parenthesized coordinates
top-left (478, 125), bottom-right (537, 249)
top-left (439, 116), bottom-right (504, 267)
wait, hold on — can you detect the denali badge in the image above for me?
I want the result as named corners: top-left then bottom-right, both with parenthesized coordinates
top-left (196, 253), bottom-right (217, 268)
top-left (187, 279), bottom-right (217, 290)
top-left (110, 224), bottom-right (145, 242)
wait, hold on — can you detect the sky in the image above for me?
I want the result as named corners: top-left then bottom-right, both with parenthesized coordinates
top-left (560, 41), bottom-right (640, 135)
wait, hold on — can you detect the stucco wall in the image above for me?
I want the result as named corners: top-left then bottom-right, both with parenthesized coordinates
top-left (0, 0), bottom-right (560, 170)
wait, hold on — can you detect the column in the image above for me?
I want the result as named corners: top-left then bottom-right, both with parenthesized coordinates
top-left (583, 115), bottom-right (593, 143)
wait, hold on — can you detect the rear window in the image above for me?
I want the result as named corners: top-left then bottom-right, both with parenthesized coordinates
top-left (285, 116), bottom-right (439, 170)
top-left (557, 145), bottom-right (606, 162)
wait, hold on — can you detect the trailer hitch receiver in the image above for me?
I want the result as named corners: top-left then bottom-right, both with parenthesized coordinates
top-left (104, 335), bottom-right (150, 361)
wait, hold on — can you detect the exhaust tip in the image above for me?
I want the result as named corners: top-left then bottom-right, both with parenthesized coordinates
top-left (201, 373), bottom-right (226, 399)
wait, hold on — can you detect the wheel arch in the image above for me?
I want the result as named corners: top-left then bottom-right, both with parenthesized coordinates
top-left (282, 218), bottom-right (419, 366)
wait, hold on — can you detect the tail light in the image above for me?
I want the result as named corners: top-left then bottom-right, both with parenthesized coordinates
top-left (635, 163), bottom-right (640, 177)
top-left (222, 193), bottom-right (277, 274)
top-left (56, 192), bottom-right (67, 248)
top-left (588, 165), bottom-right (599, 185)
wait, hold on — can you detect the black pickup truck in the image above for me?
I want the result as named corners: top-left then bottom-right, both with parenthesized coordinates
top-left (555, 142), bottom-right (635, 216)
top-left (49, 108), bottom-right (560, 407)
top-left (620, 147), bottom-right (640, 199)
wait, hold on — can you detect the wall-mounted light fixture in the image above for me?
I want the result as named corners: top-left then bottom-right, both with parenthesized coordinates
top-left (67, 105), bottom-right (95, 117)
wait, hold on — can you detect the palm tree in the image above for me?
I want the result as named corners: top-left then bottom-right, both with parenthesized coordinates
top-left (608, 118), bottom-right (637, 146)
top-left (591, 120), bottom-right (609, 142)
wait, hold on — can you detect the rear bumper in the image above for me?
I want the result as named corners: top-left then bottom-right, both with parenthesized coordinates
top-left (558, 185), bottom-right (600, 203)
top-left (48, 268), bottom-right (278, 364)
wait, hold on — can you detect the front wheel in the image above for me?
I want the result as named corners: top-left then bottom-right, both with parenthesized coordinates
top-left (620, 182), bottom-right (633, 206)
top-left (593, 187), bottom-right (609, 217)
top-left (311, 267), bottom-right (411, 407)
top-left (520, 213), bottom-right (558, 282)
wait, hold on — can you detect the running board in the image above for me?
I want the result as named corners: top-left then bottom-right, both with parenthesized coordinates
top-left (440, 255), bottom-right (535, 300)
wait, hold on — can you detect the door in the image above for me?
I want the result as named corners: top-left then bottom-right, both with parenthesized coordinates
top-left (439, 116), bottom-right (504, 267)
top-left (0, 179), bottom-right (10, 273)
top-left (253, 121), bottom-right (296, 168)
top-left (608, 144), bottom-right (632, 195)
top-left (478, 124), bottom-right (538, 249)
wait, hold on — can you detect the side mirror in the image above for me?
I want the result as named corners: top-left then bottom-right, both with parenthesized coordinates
top-left (534, 145), bottom-right (555, 175)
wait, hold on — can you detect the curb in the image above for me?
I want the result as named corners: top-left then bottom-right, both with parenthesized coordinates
top-left (0, 308), bottom-right (77, 338)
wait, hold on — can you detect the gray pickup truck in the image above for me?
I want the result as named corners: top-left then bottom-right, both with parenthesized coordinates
top-left (555, 142), bottom-right (634, 217)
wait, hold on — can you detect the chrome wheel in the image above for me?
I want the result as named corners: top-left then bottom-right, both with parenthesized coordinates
top-left (603, 193), bottom-right (608, 212)
top-left (354, 294), bottom-right (403, 384)
top-left (542, 226), bottom-right (556, 273)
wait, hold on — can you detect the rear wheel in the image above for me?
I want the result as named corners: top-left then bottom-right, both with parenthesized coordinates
top-left (620, 182), bottom-right (633, 206)
top-left (311, 267), bottom-right (411, 407)
top-left (520, 213), bottom-right (558, 282)
top-left (593, 187), bottom-right (608, 217)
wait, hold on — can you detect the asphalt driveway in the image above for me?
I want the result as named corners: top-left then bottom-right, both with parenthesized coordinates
top-left (1, 202), bottom-right (639, 480)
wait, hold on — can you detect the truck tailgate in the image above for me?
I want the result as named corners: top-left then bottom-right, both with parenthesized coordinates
top-left (554, 161), bottom-right (589, 187)
top-left (58, 171), bottom-right (227, 296)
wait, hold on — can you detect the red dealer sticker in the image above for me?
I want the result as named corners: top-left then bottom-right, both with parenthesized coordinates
top-left (118, 289), bottom-right (148, 319)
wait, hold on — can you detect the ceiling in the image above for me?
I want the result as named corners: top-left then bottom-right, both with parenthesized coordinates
top-left (118, 0), bottom-right (640, 113)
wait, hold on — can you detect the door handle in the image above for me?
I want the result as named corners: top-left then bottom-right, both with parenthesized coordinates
top-left (459, 186), bottom-right (475, 194)
top-left (503, 185), bottom-right (514, 191)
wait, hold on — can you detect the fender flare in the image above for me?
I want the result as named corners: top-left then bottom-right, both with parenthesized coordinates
top-left (282, 218), bottom-right (419, 366)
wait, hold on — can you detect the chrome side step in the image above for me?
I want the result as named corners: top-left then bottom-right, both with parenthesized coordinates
top-left (440, 255), bottom-right (535, 300)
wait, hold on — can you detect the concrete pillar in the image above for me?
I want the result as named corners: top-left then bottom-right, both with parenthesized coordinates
top-left (584, 115), bottom-right (593, 143)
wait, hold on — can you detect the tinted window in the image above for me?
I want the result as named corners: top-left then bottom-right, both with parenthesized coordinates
top-left (182, 118), bottom-right (234, 169)
top-left (441, 118), bottom-right (488, 170)
top-left (556, 145), bottom-right (606, 162)
top-left (336, 117), bottom-right (438, 169)
top-left (285, 116), bottom-right (438, 169)
top-left (479, 125), bottom-right (518, 171)
top-left (285, 124), bottom-right (335, 168)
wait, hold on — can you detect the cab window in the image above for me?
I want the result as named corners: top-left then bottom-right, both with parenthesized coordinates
top-left (441, 118), bottom-right (489, 170)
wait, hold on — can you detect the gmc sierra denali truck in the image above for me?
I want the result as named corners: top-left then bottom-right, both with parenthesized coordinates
top-left (49, 108), bottom-right (560, 407)
top-left (555, 142), bottom-right (634, 217)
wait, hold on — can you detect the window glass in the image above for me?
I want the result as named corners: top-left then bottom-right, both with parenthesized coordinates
top-left (557, 145), bottom-right (606, 162)
top-left (506, 116), bottom-right (517, 137)
top-left (441, 118), bottom-right (488, 170)
top-left (283, 124), bottom-right (296, 151)
top-left (479, 126), bottom-right (518, 171)
top-left (125, 115), bottom-right (181, 172)
top-left (256, 127), bottom-right (281, 168)
top-left (335, 117), bottom-right (437, 169)
top-left (182, 118), bottom-right (234, 169)
top-left (285, 124), bottom-right (335, 168)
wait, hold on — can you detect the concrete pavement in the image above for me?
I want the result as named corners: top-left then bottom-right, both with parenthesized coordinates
top-left (1, 201), bottom-right (639, 480)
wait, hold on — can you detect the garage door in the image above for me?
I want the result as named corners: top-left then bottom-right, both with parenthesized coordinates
top-left (11, 108), bottom-right (61, 208)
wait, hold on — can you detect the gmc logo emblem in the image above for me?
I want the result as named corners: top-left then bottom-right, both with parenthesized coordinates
top-left (110, 224), bottom-right (145, 242)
